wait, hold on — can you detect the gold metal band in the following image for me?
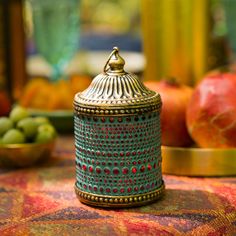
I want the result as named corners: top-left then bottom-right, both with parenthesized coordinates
top-left (75, 181), bottom-right (165, 208)
top-left (73, 101), bottom-right (162, 116)
top-left (162, 146), bottom-right (236, 176)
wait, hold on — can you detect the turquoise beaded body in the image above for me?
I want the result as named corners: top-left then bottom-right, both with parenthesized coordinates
top-left (74, 48), bottom-right (164, 207)
top-left (75, 112), bottom-right (162, 196)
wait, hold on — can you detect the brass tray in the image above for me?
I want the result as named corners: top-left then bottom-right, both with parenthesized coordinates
top-left (162, 146), bottom-right (236, 176)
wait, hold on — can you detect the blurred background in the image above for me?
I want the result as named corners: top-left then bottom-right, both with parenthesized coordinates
top-left (0, 0), bottom-right (236, 131)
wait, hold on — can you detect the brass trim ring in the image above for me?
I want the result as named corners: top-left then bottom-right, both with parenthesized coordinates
top-left (75, 181), bottom-right (165, 208)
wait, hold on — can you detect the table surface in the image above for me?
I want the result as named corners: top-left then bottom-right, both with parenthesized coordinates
top-left (0, 136), bottom-right (235, 236)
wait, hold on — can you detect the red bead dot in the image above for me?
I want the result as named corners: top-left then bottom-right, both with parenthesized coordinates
top-left (89, 166), bottom-right (93, 172)
top-left (132, 167), bottom-right (137, 174)
top-left (126, 152), bottom-right (130, 156)
top-left (140, 166), bottom-right (145, 172)
top-left (104, 168), bottom-right (110, 175)
top-left (140, 185), bottom-right (144, 190)
top-left (100, 187), bottom-right (104, 192)
top-left (120, 152), bottom-right (124, 157)
top-left (153, 163), bottom-right (157, 169)
top-left (109, 117), bottom-right (114, 123)
top-left (82, 165), bottom-right (87, 171)
top-left (134, 187), bottom-right (139, 191)
top-left (106, 188), bottom-right (111, 193)
top-left (83, 184), bottom-right (87, 189)
top-left (113, 168), bottom-right (119, 175)
top-left (94, 186), bottom-right (98, 191)
top-left (96, 168), bottom-right (101, 174)
top-left (113, 188), bottom-right (118, 193)
top-left (120, 188), bottom-right (125, 193)
top-left (122, 168), bottom-right (129, 174)
top-left (127, 187), bottom-right (132, 192)
top-left (148, 164), bottom-right (152, 170)
top-left (101, 117), bottom-right (105, 122)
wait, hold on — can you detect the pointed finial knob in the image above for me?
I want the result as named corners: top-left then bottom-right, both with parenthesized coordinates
top-left (104, 47), bottom-right (125, 74)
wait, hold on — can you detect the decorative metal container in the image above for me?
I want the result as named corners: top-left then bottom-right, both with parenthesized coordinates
top-left (74, 47), bottom-right (164, 207)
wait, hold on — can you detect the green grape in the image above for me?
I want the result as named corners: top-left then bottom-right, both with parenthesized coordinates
top-left (2, 129), bottom-right (26, 144)
top-left (35, 123), bottom-right (57, 143)
top-left (0, 117), bottom-right (13, 136)
top-left (34, 116), bottom-right (50, 127)
top-left (10, 106), bottom-right (29, 123)
top-left (17, 117), bottom-right (38, 139)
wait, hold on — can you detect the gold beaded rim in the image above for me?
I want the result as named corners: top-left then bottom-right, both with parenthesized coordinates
top-left (75, 181), bottom-right (165, 208)
top-left (73, 100), bottom-right (162, 116)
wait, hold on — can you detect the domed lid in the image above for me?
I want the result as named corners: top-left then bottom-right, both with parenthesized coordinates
top-left (74, 47), bottom-right (161, 115)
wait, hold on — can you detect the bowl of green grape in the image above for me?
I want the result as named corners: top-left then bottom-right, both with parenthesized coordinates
top-left (0, 106), bottom-right (57, 167)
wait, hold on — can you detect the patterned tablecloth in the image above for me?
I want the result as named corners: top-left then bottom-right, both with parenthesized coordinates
top-left (0, 136), bottom-right (235, 236)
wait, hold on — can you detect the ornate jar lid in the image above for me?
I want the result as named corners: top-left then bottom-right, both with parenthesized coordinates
top-left (74, 47), bottom-right (161, 116)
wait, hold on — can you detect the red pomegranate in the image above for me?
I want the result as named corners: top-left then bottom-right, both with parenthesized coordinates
top-left (186, 73), bottom-right (236, 148)
top-left (0, 91), bottom-right (11, 116)
top-left (145, 79), bottom-right (193, 147)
